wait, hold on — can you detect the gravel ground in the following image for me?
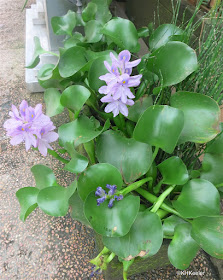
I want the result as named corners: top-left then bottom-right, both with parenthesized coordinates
top-left (0, 0), bottom-right (221, 279)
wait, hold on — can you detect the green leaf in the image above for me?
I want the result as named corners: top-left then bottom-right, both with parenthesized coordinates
top-left (84, 193), bottom-right (140, 237)
top-left (201, 153), bottom-right (223, 185)
top-left (69, 191), bottom-right (91, 227)
top-left (172, 179), bottom-right (220, 218)
top-left (170, 92), bottom-right (220, 144)
top-left (37, 185), bottom-right (74, 217)
top-left (59, 46), bottom-right (87, 78)
top-left (103, 210), bottom-right (163, 259)
top-left (78, 163), bottom-right (123, 201)
top-left (60, 85), bottom-right (90, 112)
top-left (137, 54), bottom-right (158, 83)
top-left (149, 24), bottom-right (184, 51)
top-left (58, 115), bottom-right (110, 147)
top-left (133, 105), bottom-right (184, 154)
top-left (88, 52), bottom-right (116, 91)
top-left (91, 0), bottom-right (112, 24)
top-left (64, 150), bottom-right (89, 174)
top-left (82, 2), bottom-right (97, 22)
top-left (157, 156), bottom-right (189, 185)
top-left (168, 223), bottom-right (199, 269)
top-left (137, 27), bottom-right (150, 38)
top-left (51, 10), bottom-right (76, 36)
top-left (191, 216), bottom-right (223, 259)
top-left (127, 96), bottom-right (153, 123)
top-left (163, 215), bottom-right (187, 236)
top-left (31, 165), bottom-right (58, 190)
top-left (147, 41), bottom-right (198, 86)
top-left (102, 17), bottom-right (140, 52)
top-left (26, 37), bottom-right (47, 69)
top-left (38, 64), bottom-right (54, 81)
top-left (44, 88), bottom-right (64, 117)
top-left (205, 123), bottom-right (223, 153)
top-left (85, 20), bottom-right (103, 43)
top-left (16, 187), bottom-right (39, 221)
top-left (96, 130), bottom-right (153, 184)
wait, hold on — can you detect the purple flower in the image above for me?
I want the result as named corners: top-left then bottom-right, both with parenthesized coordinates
top-left (95, 186), bottom-right (107, 197)
top-left (108, 198), bottom-right (115, 208)
top-left (36, 124), bottom-right (59, 156)
top-left (3, 100), bottom-right (58, 156)
top-left (99, 50), bottom-right (142, 117)
top-left (95, 184), bottom-right (123, 208)
top-left (97, 196), bottom-right (106, 206)
top-left (114, 194), bottom-right (124, 201)
top-left (101, 96), bottom-right (134, 117)
top-left (106, 184), bottom-right (117, 196)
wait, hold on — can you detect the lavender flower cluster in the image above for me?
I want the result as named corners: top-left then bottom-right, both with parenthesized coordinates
top-left (3, 100), bottom-right (58, 156)
top-left (99, 50), bottom-right (142, 117)
top-left (95, 184), bottom-right (123, 208)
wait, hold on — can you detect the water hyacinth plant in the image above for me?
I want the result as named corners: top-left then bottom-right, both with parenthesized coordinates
top-left (5, 0), bottom-right (223, 279)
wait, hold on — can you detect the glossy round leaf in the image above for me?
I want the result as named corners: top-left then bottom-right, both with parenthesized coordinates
top-left (170, 92), bottom-right (220, 144)
top-left (102, 17), bottom-right (139, 52)
top-left (60, 85), bottom-right (91, 112)
top-left (64, 151), bottom-right (89, 174)
top-left (85, 20), bottom-right (103, 43)
top-left (51, 10), bottom-right (76, 36)
top-left (191, 216), bottom-right (223, 259)
top-left (78, 163), bottom-right (123, 201)
top-left (16, 187), bottom-right (39, 221)
top-left (133, 105), bottom-right (184, 154)
top-left (103, 210), bottom-right (163, 259)
top-left (37, 186), bottom-right (71, 217)
top-left (91, 0), bottom-right (112, 24)
top-left (31, 165), bottom-right (58, 190)
top-left (163, 215), bottom-right (187, 236)
top-left (59, 46), bottom-right (87, 78)
top-left (58, 115), bottom-right (110, 147)
top-left (26, 37), bottom-right (47, 69)
top-left (82, 2), bottom-right (97, 22)
top-left (147, 41), bottom-right (198, 86)
top-left (205, 123), bottom-right (223, 154)
top-left (168, 223), bottom-right (199, 269)
top-left (84, 193), bottom-right (140, 237)
top-left (127, 96), bottom-right (153, 123)
top-left (157, 156), bottom-right (189, 185)
top-left (44, 88), bottom-right (64, 117)
top-left (201, 153), bottom-right (223, 185)
top-left (88, 53), bottom-right (113, 91)
top-left (69, 191), bottom-right (91, 227)
top-left (38, 64), bottom-right (54, 81)
top-left (96, 130), bottom-right (152, 184)
top-left (149, 24), bottom-right (184, 51)
top-left (173, 179), bottom-right (220, 218)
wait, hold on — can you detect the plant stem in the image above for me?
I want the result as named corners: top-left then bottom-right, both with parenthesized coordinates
top-left (136, 188), bottom-right (187, 220)
top-left (74, 110), bottom-right (80, 120)
top-left (216, 183), bottom-right (223, 188)
top-left (152, 146), bottom-right (159, 163)
top-left (119, 177), bottom-right (153, 196)
top-left (48, 149), bottom-right (69, 164)
top-left (68, 109), bottom-right (75, 121)
top-left (123, 271), bottom-right (128, 280)
top-left (153, 179), bottom-right (164, 194)
top-left (90, 247), bottom-right (110, 264)
top-left (83, 141), bottom-right (96, 164)
top-left (46, 51), bottom-right (59, 57)
top-left (105, 252), bottom-right (116, 264)
top-left (151, 185), bottom-right (176, 213)
top-left (156, 209), bottom-right (169, 219)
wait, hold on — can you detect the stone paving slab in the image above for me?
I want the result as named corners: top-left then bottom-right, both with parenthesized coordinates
top-left (0, 0), bottom-right (221, 279)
